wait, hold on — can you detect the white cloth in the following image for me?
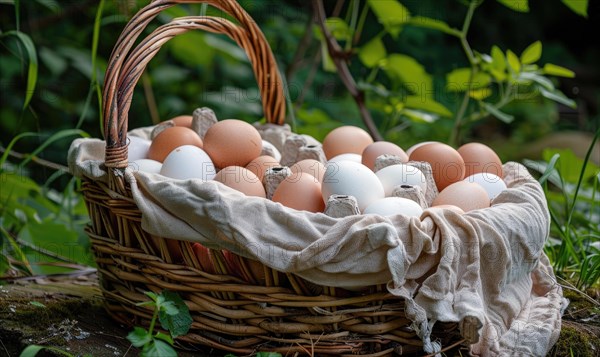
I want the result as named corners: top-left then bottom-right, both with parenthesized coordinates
top-left (68, 132), bottom-right (564, 356)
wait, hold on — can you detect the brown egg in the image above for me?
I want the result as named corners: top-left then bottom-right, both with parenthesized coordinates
top-left (203, 119), bottom-right (262, 168)
top-left (432, 181), bottom-right (490, 212)
top-left (148, 126), bottom-right (203, 162)
top-left (458, 142), bottom-right (503, 178)
top-left (272, 173), bottom-right (325, 212)
top-left (362, 141), bottom-right (408, 170)
top-left (409, 142), bottom-right (465, 191)
top-left (246, 155), bottom-right (280, 182)
top-left (290, 159), bottom-right (327, 183)
top-left (405, 141), bottom-right (439, 156)
top-left (214, 166), bottom-right (266, 198)
top-left (192, 243), bottom-right (216, 274)
top-left (170, 115), bottom-right (193, 128)
top-left (322, 126), bottom-right (374, 160)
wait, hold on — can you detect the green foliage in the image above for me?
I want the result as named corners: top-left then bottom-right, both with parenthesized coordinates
top-left (524, 129), bottom-right (600, 289)
top-left (127, 290), bottom-right (193, 357)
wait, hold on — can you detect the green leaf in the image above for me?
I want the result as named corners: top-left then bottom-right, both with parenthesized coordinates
top-left (325, 17), bottom-right (350, 40)
top-left (482, 102), bottom-right (514, 123)
top-left (543, 148), bottom-right (599, 184)
top-left (506, 50), bottom-right (521, 74)
top-left (405, 16), bottom-right (460, 36)
top-left (358, 37), bottom-right (386, 68)
top-left (404, 96), bottom-right (452, 117)
top-left (320, 40), bottom-right (336, 72)
top-left (127, 327), bottom-right (152, 348)
top-left (543, 63), bottom-right (575, 78)
top-left (158, 291), bottom-right (192, 338)
top-left (160, 301), bottom-right (179, 316)
top-left (383, 54), bottom-right (432, 96)
top-left (496, 0), bottom-right (529, 12)
top-left (517, 72), bottom-right (554, 90)
top-left (255, 353), bottom-right (283, 357)
top-left (34, 0), bottom-right (60, 13)
top-left (1, 31), bottom-right (38, 109)
top-left (367, 0), bottom-right (410, 38)
top-left (29, 301), bottom-right (46, 308)
top-left (154, 332), bottom-right (174, 346)
top-left (1, 226), bottom-right (33, 275)
top-left (446, 68), bottom-right (491, 91)
top-left (144, 291), bottom-right (159, 302)
top-left (402, 109), bottom-right (438, 123)
top-left (561, 0), bottom-right (588, 17)
top-left (539, 87), bottom-right (576, 108)
top-left (520, 41), bottom-right (542, 64)
top-left (19, 345), bottom-right (44, 357)
top-left (141, 340), bottom-right (177, 357)
top-left (18, 129), bottom-right (89, 168)
top-left (469, 88), bottom-right (493, 100)
top-left (537, 153), bottom-right (561, 185)
top-left (490, 45), bottom-right (507, 81)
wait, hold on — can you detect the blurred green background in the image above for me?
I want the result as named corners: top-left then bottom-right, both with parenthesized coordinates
top-left (1, 0), bottom-right (599, 288)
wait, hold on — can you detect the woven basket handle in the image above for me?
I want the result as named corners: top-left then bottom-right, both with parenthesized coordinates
top-left (103, 0), bottom-right (285, 168)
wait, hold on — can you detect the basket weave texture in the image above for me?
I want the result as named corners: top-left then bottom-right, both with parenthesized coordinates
top-left (83, 0), bottom-right (484, 355)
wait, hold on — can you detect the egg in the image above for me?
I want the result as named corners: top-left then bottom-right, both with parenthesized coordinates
top-left (321, 161), bottom-right (384, 212)
top-left (130, 159), bottom-right (162, 174)
top-left (246, 155), bottom-right (280, 182)
top-left (272, 173), bottom-right (324, 212)
top-left (160, 145), bottom-right (216, 180)
top-left (375, 164), bottom-right (427, 196)
top-left (128, 136), bottom-right (151, 161)
top-left (432, 181), bottom-right (490, 212)
top-left (192, 243), bottom-right (216, 274)
top-left (203, 119), bottom-right (262, 168)
top-left (290, 159), bottom-right (326, 183)
top-left (322, 126), bottom-right (374, 160)
top-left (262, 140), bottom-right (282, 162)
top-left (170, 115), bottom-right (193, 128)
top-left (362, 141), bottom-right (408, 170)
top-left (363, 197), bottom-right (424, 217)
top-left (458, 142), bottom-right (503, 178)
top-left (328, 153), bottom-right (363, 164)
top-left (214, 166), bottom-right (266, 198)
top-left (148, 126), bottom-right (203, 162)
top-left (464, 173), bottom-right (507, 200)
top-left (406, 141), bottom-right (438, 156)
top-left (409, 142), bottom-right (465, 191)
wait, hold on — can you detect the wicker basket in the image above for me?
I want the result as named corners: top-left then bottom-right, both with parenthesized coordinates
top-left (83, 0), bottom-right (463, 355)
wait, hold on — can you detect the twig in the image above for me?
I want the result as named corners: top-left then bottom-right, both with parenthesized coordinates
top-left (0, 146), bottom-right (68, 172)
top-left (311, 0), bottom-right (383, 141)
top-left (286, 16), bottom-right (316, 81)
top-left (0, 338), bottom-right (10, 357)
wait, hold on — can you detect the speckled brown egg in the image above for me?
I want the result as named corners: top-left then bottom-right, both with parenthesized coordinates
top-left (214, 166), bottom-right (266, 197)
top-left (147, 126), bottom-right (203, 162)
top-left (203, 119), bottom-right (262, 168)
top-left (432, 181), bottom-right (490, 212)
top-left (322, 126), bottom-right (373, 160)
top-left (362, 141), bottom-right (408, 170)
top-left (458, 142), bottom-right (503, 178)
top-left (409, 142), bottom-right (465, 191)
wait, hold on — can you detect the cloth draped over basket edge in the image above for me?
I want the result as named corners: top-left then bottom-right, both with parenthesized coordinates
top-left (68, 129), bottom-right (565, 356)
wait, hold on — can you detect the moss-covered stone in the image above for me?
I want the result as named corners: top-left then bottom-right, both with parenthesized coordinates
top-left (549, 321), bottom-right (600, 357)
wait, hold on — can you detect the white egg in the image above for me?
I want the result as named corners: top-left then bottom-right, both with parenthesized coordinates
top-left (160, 145), bottom-right (216, 180)
top-left (464, 173), bottom-right (507, 200)
top-left (128, 136), bottom-right (151, 161)
top-left (261, 140), bottom-right (282, 162)
top-left (328, 153), bottom-right (362, 164)
top-left (322, 161), bottom-right (384, 212)
top-left (375, 164), bottom-right (427, 196)
top-left (363, 197), bottom-right (424, 217)
top-left (130, 159), bottom-right (162, 174)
